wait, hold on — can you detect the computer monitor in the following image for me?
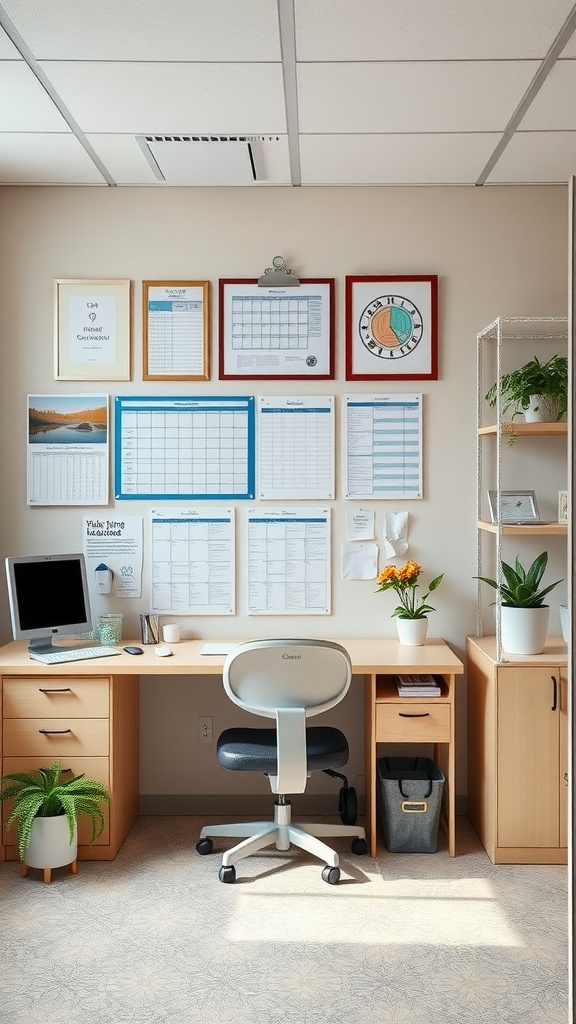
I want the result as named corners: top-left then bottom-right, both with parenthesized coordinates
top-left (5, 553), bottom-right (93, 656)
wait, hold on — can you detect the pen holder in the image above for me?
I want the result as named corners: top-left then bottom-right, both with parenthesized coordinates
top-left (96, 613), bottom-right (123, 646)
top-left (140, 614), bottom-right (159, 645)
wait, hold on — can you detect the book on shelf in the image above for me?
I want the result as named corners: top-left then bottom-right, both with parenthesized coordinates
top-left (395, 673), bottom-right (442, 696)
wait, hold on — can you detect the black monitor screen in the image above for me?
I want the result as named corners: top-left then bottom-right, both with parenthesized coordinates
top-left (6, 554), bottom-right (91, 638)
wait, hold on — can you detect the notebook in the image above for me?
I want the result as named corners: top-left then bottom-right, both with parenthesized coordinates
top-left (200, 643), bottom-right (238, 656)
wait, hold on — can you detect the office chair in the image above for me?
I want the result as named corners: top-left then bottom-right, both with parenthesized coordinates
top-left (196, 638), bottom-right (367, 884)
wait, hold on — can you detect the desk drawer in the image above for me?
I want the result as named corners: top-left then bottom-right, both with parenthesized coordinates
top-left (2, 756), bottom-right (110, 847)
top-left (3, 719), bottom-right (109, 757)
top-left (376, 702), bottom-right (450, 742)
top-left (3, 678), bottom-right (109, 718)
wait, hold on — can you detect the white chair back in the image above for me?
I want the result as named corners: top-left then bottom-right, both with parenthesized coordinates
top-left (223, 639), bottom-right (352, 720)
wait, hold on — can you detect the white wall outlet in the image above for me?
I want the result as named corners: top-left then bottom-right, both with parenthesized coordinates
top-left (198, 716), bottom-right (213, 744)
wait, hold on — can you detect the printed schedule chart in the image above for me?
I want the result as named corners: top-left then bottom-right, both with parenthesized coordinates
top-left (150, 507), bottom-right (235, 614)
top-left (247, 507), bottom-right (331, 614)
top-left (257, 396), bottom-right (335, 499)
top-left (115, 395), bottom-right (255, 500)
top-left (345, 394), bottom-right (423, 499)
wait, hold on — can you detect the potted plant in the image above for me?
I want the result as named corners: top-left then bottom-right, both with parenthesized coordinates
top-left (375, 560), bottom-right (444, 646)
top-left (0, 759), bottom-right (110, 883)
top-left (475, 551), bottom-right (563, 655)
top-left (485, 354), bottom-right (568, 441)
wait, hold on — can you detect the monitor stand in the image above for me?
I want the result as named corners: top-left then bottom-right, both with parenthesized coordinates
top-left (28, 636), bottom-right (59, 657)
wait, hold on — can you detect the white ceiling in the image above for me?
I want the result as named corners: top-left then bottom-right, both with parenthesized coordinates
top-left (2, 0), bottom-right (576, 187)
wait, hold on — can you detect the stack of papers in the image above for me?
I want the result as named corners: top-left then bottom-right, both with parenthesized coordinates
top-left (396, 673), bottom-right (442, 697)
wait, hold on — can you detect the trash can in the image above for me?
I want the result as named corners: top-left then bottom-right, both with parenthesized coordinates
top-left (377, 756), bottom-right (445, 853)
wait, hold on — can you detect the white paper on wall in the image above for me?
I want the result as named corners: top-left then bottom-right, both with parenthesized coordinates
top-left (341, 541), bottom-right (379, 580)
top-left (383, 511), bottom-right (409, 558)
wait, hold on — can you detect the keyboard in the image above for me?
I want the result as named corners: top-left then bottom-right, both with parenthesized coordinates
top-left (29, 645), bottom-right (122, 665)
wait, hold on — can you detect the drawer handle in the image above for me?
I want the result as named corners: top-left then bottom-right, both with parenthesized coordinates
top-left (399, 712), bottom-right (430, 718)
top-left (38, 728), bottom-right (72, 734)
top-left (551, 675), bottom-right (558, 712)
top-left (39, 687), bottom-right (72, 693)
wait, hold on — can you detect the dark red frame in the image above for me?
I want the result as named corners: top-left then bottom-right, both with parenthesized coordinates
top-left (218, 278), bottom-right (335, 380)
top-left (345, 274), bottom-right (438, 381)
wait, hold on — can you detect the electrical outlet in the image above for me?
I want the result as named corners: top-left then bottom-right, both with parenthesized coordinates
top-left (198, 715), bottom-right (213, 744)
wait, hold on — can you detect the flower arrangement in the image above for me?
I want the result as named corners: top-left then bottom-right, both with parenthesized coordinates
top-left (376, 560), bottom-right (444, 619)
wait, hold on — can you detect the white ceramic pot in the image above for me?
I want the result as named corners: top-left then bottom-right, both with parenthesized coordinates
top-left (523, 394), bottom-right (559, 423)
top-left (500, 605), bottom-right (549, 656)
top-left (24, 815), bottom-right (78, 869)
top-left (396, 617), bottom-right (428, 646)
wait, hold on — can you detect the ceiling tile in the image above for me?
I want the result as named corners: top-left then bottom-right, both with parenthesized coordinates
top-left (1, 0), bottom-right (282, 60)
top-left (0, 133), bottom-right (107, 183)
top-left (299, 133), bottom-right (502, 185)
top-left (297, 62), bottom-right (539, 134)
top-left (518, 59), bottom-right (576, 129)
top-left (294, 0), bottom-right (575, 60)
top-left (38, 62), bottom-right (287, 134)
top-left (486, 130), bottom-right (576, 183)
top-left (0, 62), bottom-right (70, 131)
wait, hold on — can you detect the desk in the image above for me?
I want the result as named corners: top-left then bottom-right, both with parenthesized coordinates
top-left (0, 637), bottom-right (463, 861)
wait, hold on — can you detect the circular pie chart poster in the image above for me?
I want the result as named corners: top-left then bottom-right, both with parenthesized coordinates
top-left (345, 275), bottom-right (438, 380)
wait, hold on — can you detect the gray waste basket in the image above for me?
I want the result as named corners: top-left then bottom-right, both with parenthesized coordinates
top-left (377, 756), bottom-right (445, 853)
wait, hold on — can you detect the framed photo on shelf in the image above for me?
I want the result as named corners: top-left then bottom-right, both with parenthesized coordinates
top-left (487, 489), bottom-right (540, 525)
top-left (54, 279), bottom-right (131, 381)
top-left (219, 278), bottom-right (335, 380)
top-left (345, 275), bottom-right (438, 381)
top-left (143, 280), bottom-right (210, 381)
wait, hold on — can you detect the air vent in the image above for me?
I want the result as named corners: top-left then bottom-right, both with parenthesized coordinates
top-left (136, 135), bottom-right (275, 185)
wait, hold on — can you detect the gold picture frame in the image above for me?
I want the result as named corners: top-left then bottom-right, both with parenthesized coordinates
top-left (143, 280), bottom-right (210, 381)
top-left (54, 279), bottom-right (131, 381)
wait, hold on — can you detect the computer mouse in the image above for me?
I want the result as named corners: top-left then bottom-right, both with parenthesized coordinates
top-left (123, 646), bottom-right (144, 655)
top-left (154, 645), bottom-right (173, 657)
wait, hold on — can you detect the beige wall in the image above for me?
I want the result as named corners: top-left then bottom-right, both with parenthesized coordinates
top-left (0, 184), bottom-right (569, 806)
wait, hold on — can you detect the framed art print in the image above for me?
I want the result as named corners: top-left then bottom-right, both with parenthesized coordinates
top-left (345, 275), bottom-right (438, 381)
top-left (55, 279), bottom-right (131, 381)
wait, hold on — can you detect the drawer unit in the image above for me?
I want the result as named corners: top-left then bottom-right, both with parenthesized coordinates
top-left (2, 756), bottom-right (110, 847)
top-left (376, 701), bottom-right (450, 742)
top-left (3, 718), bottom-right (109, 757)
top-left (1, 671), bottom-right (138, 862)
top-left (3, 677), bottom-right (109, 718)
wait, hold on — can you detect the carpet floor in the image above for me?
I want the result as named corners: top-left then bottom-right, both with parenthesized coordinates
top-left (0, 816), bottom-right (568, 1024)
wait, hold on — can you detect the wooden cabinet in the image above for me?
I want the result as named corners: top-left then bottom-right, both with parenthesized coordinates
top-left (467, 636), bottom-right (567, 864)
top-left (1, 673), bottom-right (139, 861)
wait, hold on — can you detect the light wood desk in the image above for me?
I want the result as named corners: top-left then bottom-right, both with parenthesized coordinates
top-left (0, 637), bottom-right (463, 862)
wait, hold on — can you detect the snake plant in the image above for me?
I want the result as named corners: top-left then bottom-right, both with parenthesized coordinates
top-left (0, 759), bottom-right (110, 860)
top-left (475, 551), bottom-right (563, 608)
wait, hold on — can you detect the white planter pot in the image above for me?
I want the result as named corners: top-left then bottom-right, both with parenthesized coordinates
top-left (523, 394), bottom-right (559, 423)
top-left (500, 605), bottom-right (549, 656)
top-left (396, 617), bottom-right (428, 646)
top-left (24, 815), bottom-right (78, 869)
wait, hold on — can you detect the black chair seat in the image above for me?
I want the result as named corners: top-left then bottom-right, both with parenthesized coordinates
top-left (217, 726), bottom-right (349, 773)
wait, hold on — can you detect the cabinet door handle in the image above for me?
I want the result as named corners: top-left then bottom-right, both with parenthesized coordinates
top-left (551, 675), bottom-right (558, 712)
top-left (38, 687), bottom-right (72, 693)
top-left (399, 712), bottom-right (430, 718)
top-left (38, 728), bottom-right (72, 734)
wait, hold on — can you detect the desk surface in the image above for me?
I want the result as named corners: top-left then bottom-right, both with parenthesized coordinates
top-left (0, 637), bottom-right (464, 676)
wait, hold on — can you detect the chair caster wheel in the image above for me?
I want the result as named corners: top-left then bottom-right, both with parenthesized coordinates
top-left (219, 865), bottom-right (236, 883)
top-left (351, 837), bottom-right (368, 855)
top-left (338, 784), bottom-right (358, 825)
top-left (196, 838), bottom-right (213, 856)
top-left (321, 865), bottom-right (340, 885)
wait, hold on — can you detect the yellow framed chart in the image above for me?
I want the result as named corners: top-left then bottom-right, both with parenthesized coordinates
top-left (54, 279), bottom-right (131, 381)
top-left (143, 280), bottom-right (210, 381)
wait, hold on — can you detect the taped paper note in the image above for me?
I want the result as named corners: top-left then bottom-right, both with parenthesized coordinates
top-left (384, 511), bottom-right (409, 558)
top-left (341, 542), bottom-right (378, 580)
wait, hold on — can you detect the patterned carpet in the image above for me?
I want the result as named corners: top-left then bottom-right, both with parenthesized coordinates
top-left (0, 816), bottom-right (567, 1024)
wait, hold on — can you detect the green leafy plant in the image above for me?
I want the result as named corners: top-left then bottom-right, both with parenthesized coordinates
top-left (0, 759), bottom-right (110, 860)
top-left (485, 354), bottom-right (568, 422)
top-left (376, 560), bottom-right (444, 619)
top-left (475, 551), bottom-right (563, 608)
